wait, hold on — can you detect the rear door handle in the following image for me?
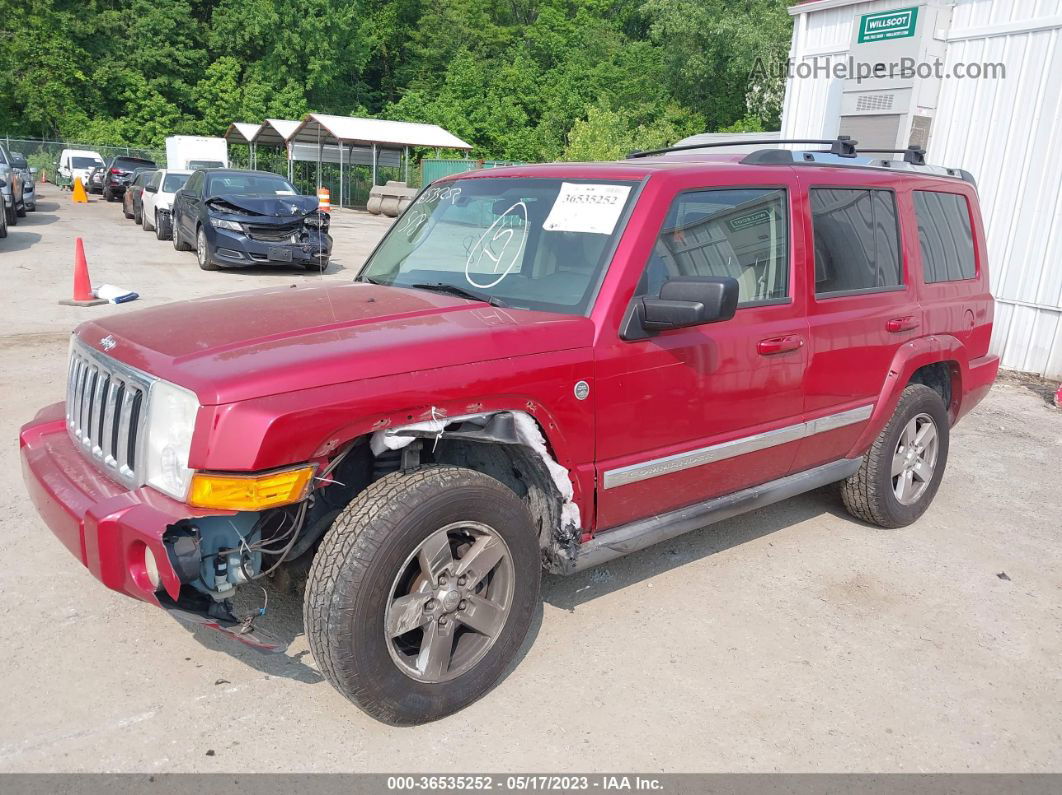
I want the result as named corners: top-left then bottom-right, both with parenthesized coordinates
top-left (886, 316), bottom-right (920, 333)
top-left (757, 334), bottom-right (804, 355)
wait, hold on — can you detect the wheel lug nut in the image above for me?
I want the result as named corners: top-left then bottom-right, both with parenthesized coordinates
top-left (459, 600), bottom-right (467, 610)
top-left (439, 617), bottom-right (448, 627)
top-left (425, 599), bottom-right (436, 611)
top-left (438, 576), bottom-right (447, 586)
top-left (457, 576), bottom-right (467, 587)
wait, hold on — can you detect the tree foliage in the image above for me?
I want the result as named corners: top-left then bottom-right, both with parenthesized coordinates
top-left (0, 0), bottom-right (792, 160)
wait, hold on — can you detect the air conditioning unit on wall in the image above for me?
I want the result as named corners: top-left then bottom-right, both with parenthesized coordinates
top-left (838, 2), bottom-right (952, 150)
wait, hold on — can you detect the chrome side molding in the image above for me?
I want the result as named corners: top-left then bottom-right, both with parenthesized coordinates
top-left (602, 404), bottom-right (872, 489)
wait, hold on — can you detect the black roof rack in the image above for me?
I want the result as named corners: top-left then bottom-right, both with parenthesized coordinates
top-left (627, 136), bottom-right (860, 159)
top-left (859, 146), bottom-right (927, 165)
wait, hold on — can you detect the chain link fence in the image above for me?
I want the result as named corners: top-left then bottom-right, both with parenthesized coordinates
top-left (1, 137), bottom-right (167, 180)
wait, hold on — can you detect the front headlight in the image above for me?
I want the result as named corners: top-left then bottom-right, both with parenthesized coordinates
top-left (209, 218), bottom-right (242, 232)
top-left (144, 380), bottom-right (199, 500)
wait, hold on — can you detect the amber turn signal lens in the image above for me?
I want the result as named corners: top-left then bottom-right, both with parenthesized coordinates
top-left (188, 466), bottom-right (314, 511)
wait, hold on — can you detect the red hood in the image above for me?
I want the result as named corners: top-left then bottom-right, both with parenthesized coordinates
top-left (76, 283), bottom-right (594, 405)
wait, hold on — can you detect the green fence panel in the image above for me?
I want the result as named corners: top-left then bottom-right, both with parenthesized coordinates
top-left (420, 159), bottom-right (522, 187)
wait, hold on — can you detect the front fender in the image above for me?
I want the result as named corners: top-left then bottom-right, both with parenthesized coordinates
top-left (191, 350), bottom-right (596, 526)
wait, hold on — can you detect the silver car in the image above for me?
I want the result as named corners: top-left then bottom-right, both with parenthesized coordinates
top-left (0, 144), bottom-right (26, 226)
top-left (10, 152), bottom-right (35, 212)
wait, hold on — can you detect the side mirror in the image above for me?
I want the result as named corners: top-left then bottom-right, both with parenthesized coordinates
top-left (145, 184), bottom-right (157, 193)
top-left (638, 277), bottom-right (739, 334)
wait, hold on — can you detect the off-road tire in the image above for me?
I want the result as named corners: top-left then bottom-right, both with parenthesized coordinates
top-left (196, 227), bottom-right (218, 270)
top-left (304, 465), bottom-right (541, 725)
top-left (841, 384), bottom-right (950, 528)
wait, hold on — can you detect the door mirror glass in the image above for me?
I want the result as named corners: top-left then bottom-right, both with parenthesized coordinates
top-left (638, 277), bottom-right (739, 333)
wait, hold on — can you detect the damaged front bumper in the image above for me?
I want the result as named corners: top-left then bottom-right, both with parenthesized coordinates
top-left (207, 221), bottom-right (332, 268)
top-left (20, 403), bottom-right (287, 651)
top-left (19, 403), bottom-right (215, 604)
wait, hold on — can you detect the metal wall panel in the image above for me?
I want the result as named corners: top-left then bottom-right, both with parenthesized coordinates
top-left (782, 0), bottom-right (1062, 379)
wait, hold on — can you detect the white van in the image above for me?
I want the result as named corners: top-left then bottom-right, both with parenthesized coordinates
top-left (58, 149), bottom-right (105, 186)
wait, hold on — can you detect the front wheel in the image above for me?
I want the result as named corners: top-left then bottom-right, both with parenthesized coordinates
top-left (196, 227), bottom-right (218, 270)
top-left (155, 212), bottom-right (172, 240)
top-left (5, 199), bottom-right (16, 226)
top-left (305, 466), bottom-right (541, 725)
top-left (841, 383), bottom-right (950, 528)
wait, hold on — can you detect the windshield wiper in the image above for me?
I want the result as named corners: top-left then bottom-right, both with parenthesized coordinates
top-left (408, 282), bottom-right (506, 307)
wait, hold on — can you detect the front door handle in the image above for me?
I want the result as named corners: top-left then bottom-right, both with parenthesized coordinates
top-left (757, 334), bottom-right (804, 355)
top-left (886, 316), bottom-right (920, 333)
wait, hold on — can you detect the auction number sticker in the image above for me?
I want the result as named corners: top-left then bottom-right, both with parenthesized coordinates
top-left (543, 183), bottom-right (631, 235)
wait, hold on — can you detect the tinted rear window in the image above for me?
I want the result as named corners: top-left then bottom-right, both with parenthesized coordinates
top-left (115, 158), bottom-right (155, 169)
top-left (914, 191), bottom-right (976, 282)
top-left (811, 188), bottom-right (902, 296)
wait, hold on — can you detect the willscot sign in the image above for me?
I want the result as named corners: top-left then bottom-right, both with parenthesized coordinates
top-left (858, 7), bottom-right (919, 43)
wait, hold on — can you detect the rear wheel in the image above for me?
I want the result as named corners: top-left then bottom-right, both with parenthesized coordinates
top-left (196, 226), bottom-right (218, 270)
top-left (172, 216), bottom-right (191, 251)
top-left (6, 199), bottom-right (17, 226)
top-left (133, 204), bottom-right (142, 225)
top-left (0, 206), bottom-right (7, 238)
top-left (15, 200), bottom-right (25, 218)
top-left (104, 187), bottom-right (115, 202)
top-left (841, 384), bottom-right (950, 528)
top-left (305, 466), bottom-right (541, 725)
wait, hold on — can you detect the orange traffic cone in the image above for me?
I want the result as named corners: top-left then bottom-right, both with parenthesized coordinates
top-left (71, 177), bottom-right (88, 203)
top-left (59, 238), bottom-right (106, 306)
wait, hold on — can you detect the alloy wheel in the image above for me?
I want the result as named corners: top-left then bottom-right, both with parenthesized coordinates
top-left (384, 521), bottom-right (514, 683)
top-left (892, 412), bottom-right (938, 505)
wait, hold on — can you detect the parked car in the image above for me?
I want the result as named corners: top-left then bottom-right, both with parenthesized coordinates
top-left (18, 141), bottom-right (999, 726)
top-left (101, 155), bottom-right (157, 202)
top-left (171, 169), bottom-right (331, 271)
top-left (0, 143), bottom-right (26, 225)
top-left (58, 149), bottom-right (105, 188)
top-left (86, 165), bottom-right (106, 195)
top-left (9, 152), bottom-right (36, 212)
top-left (141, 169), bottom-right (191, 239)
top-left (122, 168), bottom-right (156, 223)
top-left (0, 180), bottom-right (8, 238)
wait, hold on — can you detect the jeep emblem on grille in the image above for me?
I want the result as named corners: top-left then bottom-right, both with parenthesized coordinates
top-left (100, 335), bottom-right (117, 351)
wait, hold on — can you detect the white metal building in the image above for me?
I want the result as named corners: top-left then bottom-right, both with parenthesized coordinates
top-left (781, 0), bottom-right (1062, 379)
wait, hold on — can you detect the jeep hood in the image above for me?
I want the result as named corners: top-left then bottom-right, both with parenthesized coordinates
top-left (77, 282), bottom-right (594, 405)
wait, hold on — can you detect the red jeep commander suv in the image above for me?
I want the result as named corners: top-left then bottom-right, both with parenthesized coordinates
top-left (20, 139), bottom-right (998, 724)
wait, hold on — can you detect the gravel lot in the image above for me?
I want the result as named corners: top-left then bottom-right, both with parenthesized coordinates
top-left (1, 190), bottom-right (1060, 773)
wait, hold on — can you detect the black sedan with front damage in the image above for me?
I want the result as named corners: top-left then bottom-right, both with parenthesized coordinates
top-left (171, 169), bottom-right (332, 272)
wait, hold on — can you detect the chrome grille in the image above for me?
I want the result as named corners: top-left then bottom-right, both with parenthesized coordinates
top-left (66, 340), bottom-right (155, 487)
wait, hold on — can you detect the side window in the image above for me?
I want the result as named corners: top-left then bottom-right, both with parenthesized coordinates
top-left (811, 188), bottom-right (901, 296)
top-left (913, 191), bottom-right (975, 282)
top-left (148, 171), bottom-right (162, 190)
top-left (185, 172), bottom-right (202, 195)
top-left (635, 188), bottom-right (789, 306)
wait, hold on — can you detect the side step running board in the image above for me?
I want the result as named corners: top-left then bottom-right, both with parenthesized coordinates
top-left (559, 458), bottom-right (861, 574)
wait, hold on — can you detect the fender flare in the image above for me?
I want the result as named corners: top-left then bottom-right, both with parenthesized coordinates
top-left (846, 334), bottom-right (968, 458)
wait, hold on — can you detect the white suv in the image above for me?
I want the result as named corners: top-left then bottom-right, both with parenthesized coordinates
top-left (141, 169), bottom-right (191, 240)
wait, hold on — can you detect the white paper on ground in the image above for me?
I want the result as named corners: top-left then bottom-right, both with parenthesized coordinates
top-left (542, 182), bottom-right (631, 235)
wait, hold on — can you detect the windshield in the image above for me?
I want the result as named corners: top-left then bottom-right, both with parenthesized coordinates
top-left (206, 173), bottom-right (297, 196)
top-left (360, 177), bottom-right (636, 314)
top-left (163, 173), bottom-right (190, 192)
top-left (72, 157), bottom-right (104, 168)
